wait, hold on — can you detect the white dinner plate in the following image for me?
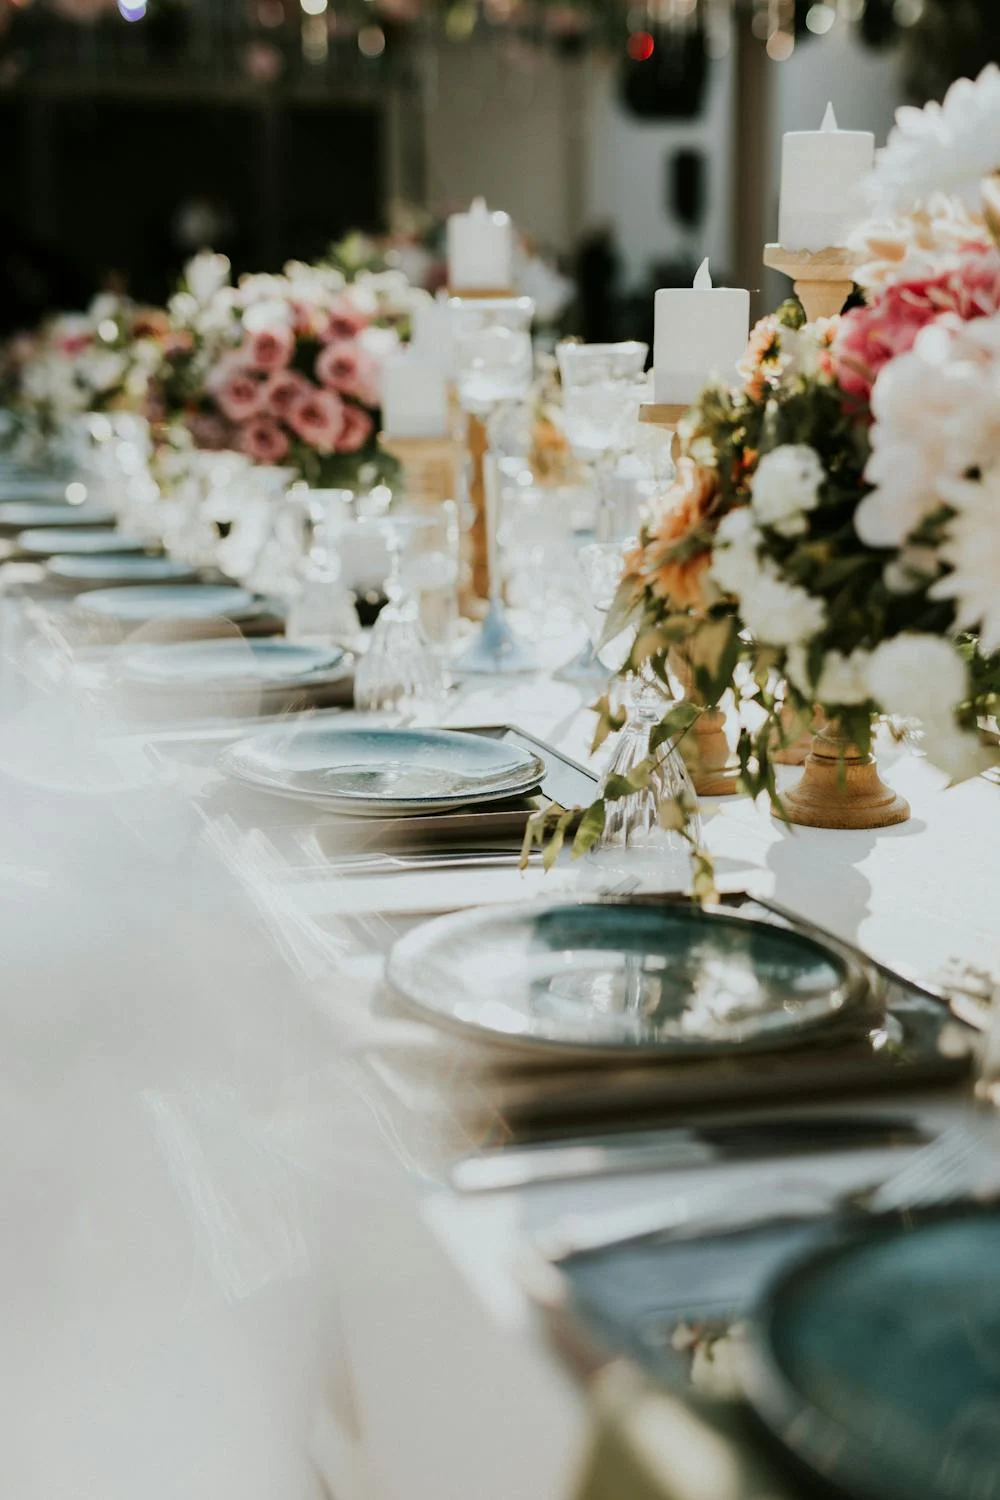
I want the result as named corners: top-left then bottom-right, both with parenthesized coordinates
top-left (220, 724), bottom-right (545, 815)
top-left (122, 638), bottom-right (351, 693)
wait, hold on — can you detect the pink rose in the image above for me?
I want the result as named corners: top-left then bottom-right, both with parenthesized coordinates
top-left (187, 412), bottom-right (236, 451)
top-left (288, 387), bottom-right (345, 453)
top-left (833, 246), bottom-right (1000, 401)
top-left (315, 341), bottom-right (380, 405)
top-left (215, 370), bottom-right (264, 423)
top-left (263, 369), bottom-right (313, 421)
top-left (242, 325), bottom-right (295, 372)
top-left (240, 415), bottom-right (290, 465)
top-left (326, 297), bottom-right (368, 342)
top-left (336, 403), bottom-right (375, 454)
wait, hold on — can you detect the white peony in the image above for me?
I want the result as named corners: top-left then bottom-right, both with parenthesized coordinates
top-left (750, 445), bottom-right (824, 536)
top-left (709, 506), bottom-right (762, 598)
top-left (242, 297), bottom-right (293, 334)
top-left (850, 196), bottom-right (995, 293)
top-left (739, 567), bottom-right (827, 649)
top-left (865, 633), bottom-right (967, 724)
top-left (932, 467), bottom-right (1000, 653)
top-left (867, 64), bottom-right (1000, 214)
top-left (858, 318), bottom-right (1000, 548)
top-left (787, 645), bottom-right (872, 706)
top-left (185, 251), bottom-right (231, 305)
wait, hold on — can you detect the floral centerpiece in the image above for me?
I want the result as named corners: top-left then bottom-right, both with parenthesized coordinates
top-left (527, 66), bottom-right (1000, 883)
top-left (155, 251), bottom-right (406, 491)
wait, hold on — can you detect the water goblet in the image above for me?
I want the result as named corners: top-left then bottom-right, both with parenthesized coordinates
top-left (352, 510), bottom-right (447, 714)
top-left (557, 341), bottom-right (649, 542)
top-left (449, 295), bottom-right (539, 675)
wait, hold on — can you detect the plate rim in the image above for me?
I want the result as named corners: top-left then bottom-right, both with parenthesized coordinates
top-left (384, 897), bottom-right (874, 1059)
top-left (77, 582), bottom-right (266, 621)
top-left (46, 553), bottom-right (196, 580)
top-left (122, 639), bottom-right (351, 691)
top-left (742, 1204), bottom-right (1000, 1500)
top-left (219, 723), bottom-right (545, 812)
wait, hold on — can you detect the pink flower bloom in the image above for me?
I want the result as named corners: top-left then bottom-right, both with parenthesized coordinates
top-left (315, 341), bottom-right (381, 405)
top-left (833, 245), bottom-right (1000, 401)
top-left (326, 297), bottom-right (369, 342)
top-left (241, 416), bottom-right (290, 465)
top-left (215, 370), bottom-right (264, 423)
top-left (242, 325), bottom-right (295, 372)
top-left (187, 412), bottom-right (236, 451)
top-left (336, 403), bottom-right (375, 454)
top-left (288, 387), bottom-right (345, 453)
top-left (263, 369), bottom-right (313, 421)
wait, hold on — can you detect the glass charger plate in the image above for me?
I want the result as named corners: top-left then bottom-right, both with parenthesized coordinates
top-left (48, 554), bottom-right (198, 586)
top-left (0, 501), bottom-right (115, 531)
top-left (745, 1207), bottom-right (1000, 1500)
top-left (219, 724), bottom-right (545, 815)
top-left (0, 478), bottom-right (76, 503)
top-left (122, 639), bottom-right (351, 692)
top-left (23, 527), bottom-right (147, 558)
top-left (77, 583), bottom-right (266, 623)
top-left (385, 900), bottom-right (873, 1059)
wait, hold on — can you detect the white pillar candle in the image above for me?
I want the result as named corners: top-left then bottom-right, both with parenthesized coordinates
top-left (409, 289), bottom-right (455, 377)
top-left (778, 103), bottom-right (875, 253)
top-left (446, 198), bottom-right (514, 293)
top-left (381, 352), bottom-right (449, 439)
top-left (653, 259), bottom-right (750, 406)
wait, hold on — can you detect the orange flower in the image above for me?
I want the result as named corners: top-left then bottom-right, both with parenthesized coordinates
top-left (641, 460), bottom-right (719, 613)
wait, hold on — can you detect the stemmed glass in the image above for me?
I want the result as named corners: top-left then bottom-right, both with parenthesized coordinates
top-left (579, 538), bottom-right (701, 862)
top-left (556, 341), bottom-right (648, 542)
top-left (283, 488), bottom-right (361, 645)
top-left (449, 295), bottom-right (539, 675)
top-left (352, 510), bottom-right (446, 713)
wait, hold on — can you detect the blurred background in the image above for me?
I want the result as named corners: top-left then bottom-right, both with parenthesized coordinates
top-left (1, 0), bottom-right (997, 336)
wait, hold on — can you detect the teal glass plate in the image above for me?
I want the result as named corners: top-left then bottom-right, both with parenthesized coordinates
top-left (78, 583), bottom-right (263, 623)
top-left (123, 639), bottom-right (350, 692)
top-left (220, 724), bottom-right (544, 814)
top-left (23, 527), bottom-right (147, 558)
top-left (746, 1207), bottom-right (1000, 1500)
top-left (0, 501), bottom-right (114, 530)
top-left (48, 553), bottom-right (197, 585)
top-left (385, 901), bottom-right (872, 1057)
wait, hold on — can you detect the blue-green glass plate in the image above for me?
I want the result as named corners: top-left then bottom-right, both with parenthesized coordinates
top-left (385, 901), bottom-right (871, 1056)
top-left (746, 1208), bottom-right (1000, 1500)
top-left (123, 639), bottom-right (350, 693)
top-left (220, 724), bottom-right (544, 814)
top-left (22, 527), bottom-right (146, 558)
top-left (78, 583), bottom-right (264, 623)
top-left (48, 553), bottom-right (197, 586)
top-left (0, 501), bottom-right (114, 530)
top-left (0, 478), bottom-right (77, 504)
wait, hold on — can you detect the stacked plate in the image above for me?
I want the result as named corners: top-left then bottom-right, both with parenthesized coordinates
top-left (386, 900), bottom-right (872, 1059)
top-left (48, 554), bottom-right (199, 589)
top-left (120, 639), bottom-right (353, 715)
top-left (221, 724), bottom-right (545, 815)
top-left (0, 477), bottom-right (78, 505)
top-left (0, 501), bottom-right (114, 533)
top-left (76, 584), bottom-right (278, 636)
top-left (19, 526), bottom-right (145, 561)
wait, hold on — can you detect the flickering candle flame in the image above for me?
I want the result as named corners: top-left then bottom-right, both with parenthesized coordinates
top-left (693, 258), bottom-right (712, 290)
top-left (821, 101), bottom-right (838, 132)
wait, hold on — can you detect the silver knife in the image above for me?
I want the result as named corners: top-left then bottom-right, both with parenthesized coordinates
top-left (322, 848), bottom-right (538, 876)
top-left (450, 1114), bottom-right (929, 1194)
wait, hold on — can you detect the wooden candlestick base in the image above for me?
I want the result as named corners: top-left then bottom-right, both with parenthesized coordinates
top-left (380, 434), bottom-right (457, 508)
top-left (779, 723), bottom-right (910, 830)
top-left (693, 708), bottom-right (743, 797)
top-left (763, 245), bottom-right (857, 323)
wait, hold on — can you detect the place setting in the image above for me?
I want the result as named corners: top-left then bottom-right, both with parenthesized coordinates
top-left (4, 17), bottom-right (1000, 1500)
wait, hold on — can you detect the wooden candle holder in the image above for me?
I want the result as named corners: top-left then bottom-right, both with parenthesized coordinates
top-left (763, 244), bottom-right (858, 323)
top-left (380, 434), bottom-right (457, 508)
top-left (639, 401), bottom-right (687, 463)
top-left (779, 720), bottom-right (910, 830)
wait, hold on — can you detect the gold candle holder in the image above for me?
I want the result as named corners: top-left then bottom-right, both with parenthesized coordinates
top-left (762, 244), bottom-right (857, 323)
top-left (778, 720), bottom-right (910, 830)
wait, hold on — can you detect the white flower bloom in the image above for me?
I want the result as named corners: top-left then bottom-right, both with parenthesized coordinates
top-left (850, 196), bottom-right (994, 292)
top-left (920, 719), bottom-right (994, 784)
top-left (79, 349), bottom-right (126, 394)
top-left (788, 646), bottom-right (873, 706)
top-left (242, 297), bottom-right (292, 334)
top-left (740, 567), bottom-right (827, 649)
top-left (867, 64), bottom-right (1000, 214)
top-left (932, 467), bottom-right (1000, 652)
top-left (357, 325), bottom-right (401, 368)
top-left (88, 292), bottom-right (122, 324)
top-left (858, 317), bottom-right (1000, 547)
top-left (750, 445), bottom-right (824, 536)
top-left (866, 633), bottom-right (967, 725)
top-left (185, 251), bottom-right (231, 305)
top-left (709, 506), bottom-right (762, 598)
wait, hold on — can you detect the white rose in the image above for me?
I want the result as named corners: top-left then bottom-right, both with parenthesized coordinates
top-left (358, 325), bottom-right (401, 368)
top-left (817, 648), bottom-right (872, 705)
top-left (866, 633), bottom-right (967, 723)
top-left (740, 567), bottom-right (827, 648)
top-left (920, 718), bottom-right (994, 784)
top-left (185, 251), bottom-right (231, 305)
top-left (80, 350), bottom-right (126, 394)
top-left (242, 297), bottom-right (292, 334)
top-left (750, 445), bottom-right (824, 536)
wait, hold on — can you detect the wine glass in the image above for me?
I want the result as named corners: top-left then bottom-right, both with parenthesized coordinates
top-left (352, 510), bottom-right (447, 713)
top-left (578, 538), bottom-right (701, 863)
top-left (557, 341), bottom-right (648, 542)
top-left (283, 488), bottom-right (361, 646)
top-left (449, 295), bottom-right (539, 675)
